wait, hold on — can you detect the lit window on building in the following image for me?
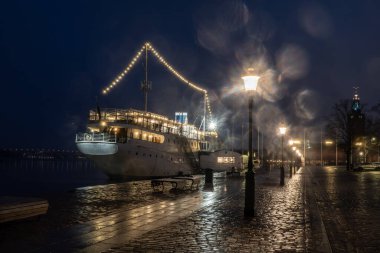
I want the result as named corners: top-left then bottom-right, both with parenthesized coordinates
top-left (217, 157), bottom-right (235, 164)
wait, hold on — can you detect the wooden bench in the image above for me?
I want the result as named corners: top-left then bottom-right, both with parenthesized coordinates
top-left (0, 196), bottom-right (49, 223)
top-left (151, 178), bottom-right (187, 192)
top-left (173, 176), bottom-right (201, 190)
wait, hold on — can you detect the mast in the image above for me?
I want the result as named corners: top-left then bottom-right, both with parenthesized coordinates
top-left (203, 94), bottom-right (206, 134)
top-left (141, 44), bottom-right (151, 112)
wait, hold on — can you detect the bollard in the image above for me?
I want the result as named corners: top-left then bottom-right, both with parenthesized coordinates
top-left (205, 168), bottom-right (213, 185)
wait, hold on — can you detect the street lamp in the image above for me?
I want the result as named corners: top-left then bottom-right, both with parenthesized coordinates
top-left (292, 146), bottom-right (296, 173)
top-left (242, 68), bottom-right (260, 217)
top-left (279, 126), bottom-right (287, 186)
top-left (325, 140), bottom-right (333, 166)
top-left (288, 139), bottom-right (294, 178)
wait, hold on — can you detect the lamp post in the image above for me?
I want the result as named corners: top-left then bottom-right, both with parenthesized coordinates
top-left (288, 139), bottom-right (294, 178)
top-left (292, 146), bottom-right (296, 174)
top-left (242, 68), bottom-right (260, 217)
top-left (279, 126), bottom-right (287, 186)
top-left (325, 140), bottom-right (333, 166)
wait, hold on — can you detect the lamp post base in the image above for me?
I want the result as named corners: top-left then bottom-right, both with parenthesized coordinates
top-left (280, 166), bottom-right (285, 186)
top-left (244, 170), bottom-right (255, 216)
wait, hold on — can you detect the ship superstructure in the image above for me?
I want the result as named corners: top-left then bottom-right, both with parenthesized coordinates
top-left (76, 108), bottom-right (218, 178)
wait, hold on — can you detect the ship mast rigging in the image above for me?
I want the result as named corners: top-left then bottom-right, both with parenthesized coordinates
top-left (101, 42), bottom-right (213, 132)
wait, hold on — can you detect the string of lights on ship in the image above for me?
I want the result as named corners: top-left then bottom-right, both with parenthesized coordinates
top-left (101, 42), bottom-right (213, 122)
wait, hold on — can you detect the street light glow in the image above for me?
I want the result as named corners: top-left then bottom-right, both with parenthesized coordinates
top-left (209, 121), bottom-right (217, 130)
top-left (279, 126), bottom-right (287, 135)
top-left (242, 68), bottom-right (260, 91)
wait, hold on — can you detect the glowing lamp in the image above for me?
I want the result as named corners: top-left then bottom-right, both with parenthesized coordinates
top-left (242, 68), bottom-right (260, 91)
top-left (209, 121), bottom-right (217, 130)
top-left (242, 76), bottom-right (260, 91)
top-left (279, 126), bottom-right (287, 135)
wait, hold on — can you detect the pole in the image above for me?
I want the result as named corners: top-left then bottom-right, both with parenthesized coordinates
top-left (144, 45), bottom-right (148, 112)
top-left (257, 127), bottom-right (260, 164)
top-left (241, 123), bottom-right (244, 155)
top-left (335, 133), bottom-right (338, 167)
top-left (290, 149), bottom-right (293, 178)
top-left (261, 132), bottom-right (264, 168)
top-left (280, 135), bottom-right (284, 186)
top-left (320, 128), bottom-right (323, 166)
top-left (203, 94), bottom-right (206, 134)
top-left (304, 129), bottom-right (306, 167)
top-left (245, 93), bottom-right (255, 216)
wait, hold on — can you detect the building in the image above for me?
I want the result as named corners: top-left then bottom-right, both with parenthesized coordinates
top-left (348, 88), bottom-right (366, 164)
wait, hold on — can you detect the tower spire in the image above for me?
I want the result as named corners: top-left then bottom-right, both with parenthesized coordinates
top-left (353, 86), bottom-right (360, 101)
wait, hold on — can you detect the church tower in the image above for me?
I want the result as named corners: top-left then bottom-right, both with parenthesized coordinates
top-left (348, 87), bottom-right (365, 139)
top-left (348, 87), bottom-right (365, 164)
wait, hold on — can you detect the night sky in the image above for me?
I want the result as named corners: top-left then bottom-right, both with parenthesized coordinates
top-left (1, 0), bottom-right (380, 149)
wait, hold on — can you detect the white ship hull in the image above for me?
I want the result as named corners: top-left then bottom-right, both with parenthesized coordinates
top-left (77, 135), bottom-right (196, 179)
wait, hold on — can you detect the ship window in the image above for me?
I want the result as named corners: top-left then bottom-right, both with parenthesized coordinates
top-left (149, 154), bottom-right (152, 157)
top-left (143, 153), bottom-right (146, 156)
top-left (156, 154), bottom-right (158, 158)
top-left (136, 152), bottom-right (138, 155)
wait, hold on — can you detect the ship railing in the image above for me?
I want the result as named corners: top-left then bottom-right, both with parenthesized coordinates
top-left (75, 133), bottom-right (117, 143)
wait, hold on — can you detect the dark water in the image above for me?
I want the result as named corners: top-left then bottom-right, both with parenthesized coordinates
top-left (0, 150), bottom-right (109, 197)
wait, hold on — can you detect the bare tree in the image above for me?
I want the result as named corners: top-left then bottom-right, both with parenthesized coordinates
top-left (325, 99), bottom-right (352, 170)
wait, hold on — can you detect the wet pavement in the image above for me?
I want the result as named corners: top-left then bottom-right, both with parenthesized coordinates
top-left (306, 166), bottom-right (380, 253)
top-left (1, 166), bottom-right (380, 252)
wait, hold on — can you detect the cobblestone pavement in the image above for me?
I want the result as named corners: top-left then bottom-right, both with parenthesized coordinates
top-left (306, 166), bottom-right (380, 253)
top-left (0, 177), bottom-right (215, 251)
top-left (2, 167), bottom-right (337, 253)
top-left (101, 169), bottom-right (309, 253)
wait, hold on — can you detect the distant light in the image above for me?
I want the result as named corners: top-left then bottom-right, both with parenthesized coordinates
top-left (292, 146), bottom-right (296, 151)
top-left (100, 121), bottom-right (107, 127)
top-left (325, 140), bottom-right (333, 145)
top-left (355, 142), bottom-right (362, 146)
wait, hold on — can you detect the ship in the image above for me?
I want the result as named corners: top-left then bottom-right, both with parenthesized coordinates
top-left (75, 42), bottom-right (242, 179)
top-left (76, 108), bottom-right (220, 178)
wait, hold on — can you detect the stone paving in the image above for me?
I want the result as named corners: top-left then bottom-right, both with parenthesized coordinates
top-left (99, 169), bottom-right (310, 253)
top-left (306, 166), bottom-right (380, 253)
top-left (7, 166), bottom-right (379, 252)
